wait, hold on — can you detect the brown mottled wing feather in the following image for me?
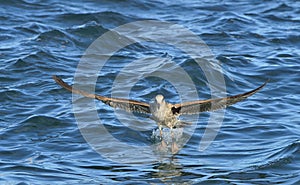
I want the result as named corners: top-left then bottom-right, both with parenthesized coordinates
top-left (172, 80), bottom-right (268, 115)
top-left (53, 75), bottom-right (151, 114)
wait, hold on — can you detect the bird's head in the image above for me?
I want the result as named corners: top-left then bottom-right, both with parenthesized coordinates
top-left (155, 94), bottom-right (165, 104)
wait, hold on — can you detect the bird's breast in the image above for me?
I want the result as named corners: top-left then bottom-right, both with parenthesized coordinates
top-left (150, 102), bottom-right (177, 124)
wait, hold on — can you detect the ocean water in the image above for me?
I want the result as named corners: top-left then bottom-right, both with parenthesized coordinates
top-left (1, 0), bottom-right (300, 184)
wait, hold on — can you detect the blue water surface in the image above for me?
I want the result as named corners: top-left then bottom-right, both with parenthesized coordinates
top-left (1, 0), bottom-right (300, 184)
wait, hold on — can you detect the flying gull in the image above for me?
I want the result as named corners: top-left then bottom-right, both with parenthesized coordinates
top-left (53, 75), bottom-right (268, 153)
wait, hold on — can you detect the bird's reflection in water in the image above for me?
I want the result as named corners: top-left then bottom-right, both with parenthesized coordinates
top-left (149, 129), bottom-right (192, 184)
top-left (148, 124), bottom-right (203, 184)
top-left (151, 156), bottom-right (190, 184)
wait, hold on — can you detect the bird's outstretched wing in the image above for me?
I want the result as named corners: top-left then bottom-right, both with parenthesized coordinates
top-left (52, 75), bottom-right (151, 114)
top-left (172, 80), bottom-right (268, 115)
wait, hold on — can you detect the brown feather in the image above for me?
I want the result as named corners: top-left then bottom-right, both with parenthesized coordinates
top-left (52, 75), bottom-right (151, 114)
top-left (173, 80), bottom-right (268, 114)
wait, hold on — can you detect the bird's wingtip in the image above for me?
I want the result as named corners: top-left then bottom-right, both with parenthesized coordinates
top-left (52, 75), bottom-right (59, 80)
top-left (261, 79), bottom-right (270, 88)
top-left (265, 78), bottom-right (270, 84)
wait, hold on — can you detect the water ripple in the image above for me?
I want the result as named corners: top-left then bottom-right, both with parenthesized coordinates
top-left (1, 0), bottom-right (299, 184)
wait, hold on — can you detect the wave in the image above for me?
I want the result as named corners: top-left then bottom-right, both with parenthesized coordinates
top-left (252, 139), bottom-right (300, 170)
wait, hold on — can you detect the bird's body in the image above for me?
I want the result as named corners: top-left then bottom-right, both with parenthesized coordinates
top-left (150, 94), bottom-right (179, 129)
top-left (53, 75), bottom-right (268, 153)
